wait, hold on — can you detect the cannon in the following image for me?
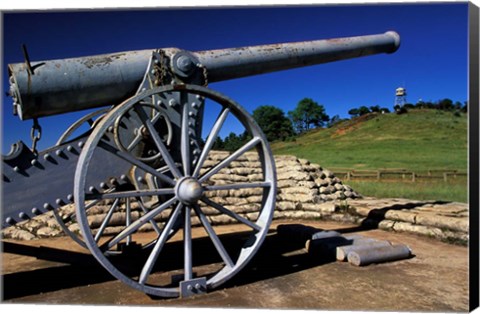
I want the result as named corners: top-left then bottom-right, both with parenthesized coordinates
top-left (3, 31), bottom-right (400, 298)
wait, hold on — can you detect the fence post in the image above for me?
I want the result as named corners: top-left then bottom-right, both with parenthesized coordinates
top-left (411, 172), bottom-right (416, 182)
top-left (443, 172), bottom-right (448, 182)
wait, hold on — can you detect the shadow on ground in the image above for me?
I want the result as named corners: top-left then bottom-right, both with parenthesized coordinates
top-left (2, 228), bottom-right (335, 300)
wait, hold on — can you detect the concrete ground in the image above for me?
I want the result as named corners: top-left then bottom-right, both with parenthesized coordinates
top-left (1, 219), bottom-right (469, 312)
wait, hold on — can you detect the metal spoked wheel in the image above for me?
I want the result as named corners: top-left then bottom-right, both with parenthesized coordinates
top-left (53, 107), bottom-right (173, 254)
top-left (52, 108), bottom-right (109, 249)
top-left (74, 84), bottom-right (276, 297)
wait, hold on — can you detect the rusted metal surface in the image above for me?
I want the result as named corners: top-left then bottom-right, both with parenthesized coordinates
top-left (8, 32), bottom-right (399, 121)
top-left (8, 50), bottom-right (152, 120)
top-left (195, 31), bottom-right (400, 82)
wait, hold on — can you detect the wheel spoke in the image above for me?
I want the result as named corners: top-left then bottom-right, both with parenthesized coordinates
top-left (101, 196), bottom-right (178, 251)
top-left (126, 198), bottom-right (132, 245)
top-left (199, 137), bottom-right (261, 183)
top-left (126, 133), bottom-right (143, 152)
top-left (136, 197), bottom-right (162, 235)
top-left (200, 197), bottom-right (261, 231)
top-left (126, 110), bottom-right (164, 152)
top-left (139, 202), bottom-right (183, 284)
top-left (94, 198), bottom-right (121, 242)
top-left (86, 188), bottom-right (175, 200)
top-left (204, 181), bottom-right (271, 192)
top-left (98, 139), bottom-right (176, 186)
top-left (184, 206), bottom-right (193, 281)
top-left (192, 108), bottom-right (230, 178)
top-left (67, 195), bottom-right (110, 224)
top-left (181, 99), bottom-right (191, 177)
top-left (134, 104), bottom-right (182, 179)
top-left (193, 204), bottom-right (234, 268)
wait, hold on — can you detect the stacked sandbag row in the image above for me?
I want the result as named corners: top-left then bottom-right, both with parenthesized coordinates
top-left (334, 198), bottom-right (469, 244)
top-left (203, 152), bottom-right (361, 224)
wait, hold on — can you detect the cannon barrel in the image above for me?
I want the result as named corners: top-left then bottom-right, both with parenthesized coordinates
top-left (195, 31), bottom-right (400, 82)
top-left (8, 31), bottom-right (400, 120)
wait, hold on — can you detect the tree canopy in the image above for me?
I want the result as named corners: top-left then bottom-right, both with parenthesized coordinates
top-left (252, 105), bottom-right (294, 141)
top-left (288, 98), bottom-right (329, 133)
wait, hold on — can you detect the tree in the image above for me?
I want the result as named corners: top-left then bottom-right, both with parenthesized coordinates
top-left (348, 108), bottom-right (360, 118)
top-left (358, 106), bottom-right (371, 116)
top-left (369, 105), bottom-right (381, 113)
top-left (437, 98), bottom-right (454, 111)
top-left (327, 114), bottom-right (342, 128)
top-left (211, 136), bottom-right (224, 150)
top-left (252, 105), bottom-right (294, 142)
top-left (223, 132), bottom-right (242, 152)
top-left (394, 105), bottom-right (408, 115)
top-left (288, 98), bottom-right (329, 133)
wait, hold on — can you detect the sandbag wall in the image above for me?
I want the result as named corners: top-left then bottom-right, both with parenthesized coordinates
top-left (2, 152), bottom-right (360, 240)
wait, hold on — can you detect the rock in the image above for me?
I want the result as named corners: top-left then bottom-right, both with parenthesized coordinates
top-left (276, 201), bottom-right (298, 211)
top-left (334, 191), bottom-right (346, 200)
top-left (384, 210), bottom-right (417, 224)
top-left (415, 214), bottom-right (468, 233)
top-left (323, 170), bottom-right (334, 178)
top-left (315, 178), bottom-right (329, 187)
top-left (37, 226), bottom-right (62, 238)
top-left (2, 228), bottom-right (37, 240)
top-left (319, 186), bottom-right (336, 194)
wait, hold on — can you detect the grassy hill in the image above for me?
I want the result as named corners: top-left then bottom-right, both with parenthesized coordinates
top-left (272, 109), bottom-right (467, 172)
top-left (271, 109), bottom-right (468, 202)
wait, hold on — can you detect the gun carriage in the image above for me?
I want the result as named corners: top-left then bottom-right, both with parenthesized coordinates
top-left (3, 31), bottom-right (400, 297)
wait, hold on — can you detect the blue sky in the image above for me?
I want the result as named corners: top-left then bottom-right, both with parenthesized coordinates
top-left (1, 3), bottom-right (469, 153)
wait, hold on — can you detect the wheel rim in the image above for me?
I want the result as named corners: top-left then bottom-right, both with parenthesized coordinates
top-left (74, 84), bottom-right (276, 297)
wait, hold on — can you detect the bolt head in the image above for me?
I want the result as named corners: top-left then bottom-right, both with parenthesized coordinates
top-left (32, 207), bottom-right (41, 215)
top-left (176, 55), bottom-right (194, 73)
top-left (18, 212), bottom-right (28, 219)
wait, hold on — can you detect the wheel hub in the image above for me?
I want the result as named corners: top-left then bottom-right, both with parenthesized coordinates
top-left (176, 177), bottom-right (203, 205)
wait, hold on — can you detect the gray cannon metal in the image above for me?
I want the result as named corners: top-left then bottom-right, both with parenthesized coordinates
top-left (3, 31), bottom-right (400, 298)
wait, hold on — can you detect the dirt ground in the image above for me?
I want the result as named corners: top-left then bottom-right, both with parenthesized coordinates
top-left (1, 219), bottom-right (470, 312)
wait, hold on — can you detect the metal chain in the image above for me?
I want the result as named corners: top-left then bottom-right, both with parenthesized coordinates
top-left (198, 63), bottom-right (209, 87)
top-left (30, 118), bottom-right (42, 155)
top-left (154, 49), bottom-right (174, 86)
top-left (158, 49), bottom-right (167, 85)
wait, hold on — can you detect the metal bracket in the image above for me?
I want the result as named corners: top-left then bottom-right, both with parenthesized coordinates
top-left (179, 277), bottom-right (207, 298)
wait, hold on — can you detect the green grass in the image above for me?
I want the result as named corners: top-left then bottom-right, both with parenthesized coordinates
top-left (344, 179), bottom-right (468, 203)
top-left (271, 110), bottom-right (468, 202)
